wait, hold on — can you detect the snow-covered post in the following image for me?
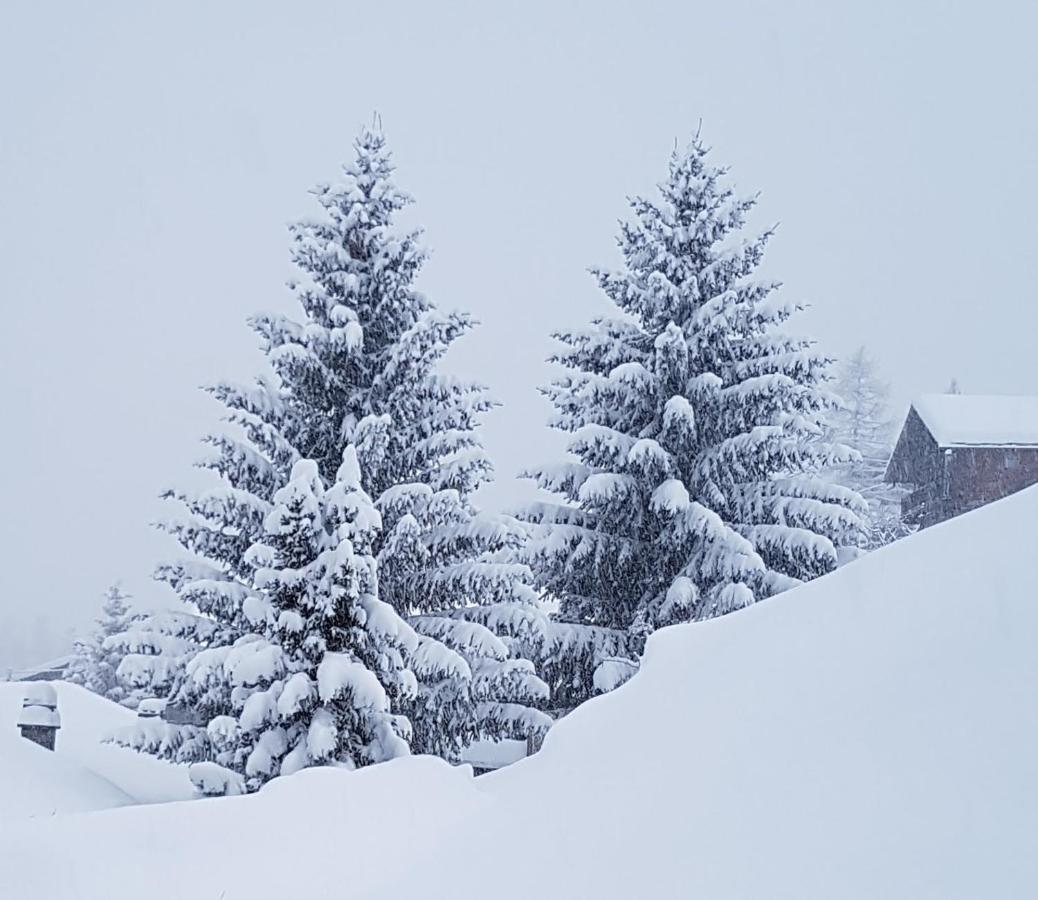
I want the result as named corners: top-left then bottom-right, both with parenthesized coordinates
top-left (18, 683), bottom-right (61, 750)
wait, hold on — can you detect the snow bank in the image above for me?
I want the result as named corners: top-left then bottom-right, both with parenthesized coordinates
top-left (3, 486), bottom-right (1038, 898)
top-left (0, 681), bottom-right (192, 810)
top-left (0, 734), bottom-right (133, 819)
top-left (0, 758), bottom-right (484, 898)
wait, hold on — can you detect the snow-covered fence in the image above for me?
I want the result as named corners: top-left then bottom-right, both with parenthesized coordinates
top-left (18, 682), bottom-right (61, 750)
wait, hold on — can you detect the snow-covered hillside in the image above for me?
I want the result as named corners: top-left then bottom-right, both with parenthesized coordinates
top-left (2, 486), bottom-right (1037, 898)
top-left (0, 681), bottom-right (192, 817)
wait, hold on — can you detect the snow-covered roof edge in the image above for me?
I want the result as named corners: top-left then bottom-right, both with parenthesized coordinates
top-left (911, 394), bottom-right (1038, 448)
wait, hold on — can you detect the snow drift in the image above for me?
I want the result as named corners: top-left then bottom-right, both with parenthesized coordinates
top-left (0, 731), bottom-right (134, 819)
top-left (2, 486), bottom-right (1037, 898)
top-left (0, 681), bottom-right (192, 816)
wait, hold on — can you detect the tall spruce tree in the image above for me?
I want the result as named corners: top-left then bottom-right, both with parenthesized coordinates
top-left (259, 128), bottom-right (549, 757)
top-left (521, 133), bottom-right (867, 694)
top-left (116, 126), bottom-right (549, 773)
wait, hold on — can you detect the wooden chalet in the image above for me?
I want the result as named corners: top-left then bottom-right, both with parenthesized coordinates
top-left (885, 394), bottom-right (1038, 528)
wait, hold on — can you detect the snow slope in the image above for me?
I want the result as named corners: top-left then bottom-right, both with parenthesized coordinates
top-left (0, 681), bottom-right (193, 813)
top-left (0, 732), bottom-right (134, 819)
top-left (2, 486), bottom-right (1037, 898)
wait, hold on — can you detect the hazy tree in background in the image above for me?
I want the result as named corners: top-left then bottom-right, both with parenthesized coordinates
top-left (827, 346), bottom-right (913, 549)
top-left (67, 584), bottom-right (137, 703)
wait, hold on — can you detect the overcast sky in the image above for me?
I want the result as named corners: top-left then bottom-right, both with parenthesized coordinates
top-left (2, 1), bottom-right (1036, 646)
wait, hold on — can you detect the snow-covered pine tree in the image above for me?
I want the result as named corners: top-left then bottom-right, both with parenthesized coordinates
top-left (108, 377), bottom-right (291, 764)
top-left (130, 377), bottom-right (295, 762)
top-left (125, 125), bottom-right (549, 769)
top-left (66, 584), bottom-right (136, 704)
top-left (826, 346), bottom-right (912, 549)
top-left (245, 126), bottom-right (550, 758)
top-left (521, 132), bottom-right (867, 695)
top-left (187, 450), bottom-right (421, 793)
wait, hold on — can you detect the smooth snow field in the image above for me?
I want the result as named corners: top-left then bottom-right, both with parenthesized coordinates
top-left (2, 486), bottom-right (1037, 898)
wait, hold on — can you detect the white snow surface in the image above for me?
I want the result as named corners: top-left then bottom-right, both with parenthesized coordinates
top-left (3, 486), bottom-right (1038, 897)
top-left (913, 392), bottom-right (1038, 447)
top-left (0, 732), bottom-right (133, 819)
top-left (0, 681), bottom-right (193, 818)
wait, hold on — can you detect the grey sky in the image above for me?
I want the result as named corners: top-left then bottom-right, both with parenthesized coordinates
top-left (2, 1), bottom-right (1036, 644)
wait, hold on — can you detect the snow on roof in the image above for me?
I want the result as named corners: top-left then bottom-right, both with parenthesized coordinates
top-left (10, 655), bottom-right (73, 681)
top-left (912, 393), bottom-right (1038, 447)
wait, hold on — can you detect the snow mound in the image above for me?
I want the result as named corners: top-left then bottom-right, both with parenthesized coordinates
top-left (0, 681), bottom-right (192, 811)
top-left (0, 733), bottom-right (134, 819)
top-left (0, 757), bottom-right (483, 898)
top-left (3, 486), bottom-right (1038, 898)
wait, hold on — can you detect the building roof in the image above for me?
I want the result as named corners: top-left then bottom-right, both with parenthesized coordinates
top-left (9, 654), bottom-right (73, 682)
top-left (912, 394), bottom-right (1038, 448)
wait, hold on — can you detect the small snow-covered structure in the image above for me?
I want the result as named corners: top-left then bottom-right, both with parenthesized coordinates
top-left (459, 738), bottom-right (529, 775)
top-left (18, 682), bottom-right (61, 750)
top-left (886, 394), bottom-right (1038, 528)
top-left (136, 698), bottom-right (166, 719)
top-left (10, 654), bottom-right (73, 683)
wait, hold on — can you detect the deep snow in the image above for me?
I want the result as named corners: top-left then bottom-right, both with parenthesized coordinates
top-left (2, 486), bottom-right (1037, 898)
top-left (0, 731), bottom-right (134, 819)
top-left (0, 681), bottom-right (193, 814)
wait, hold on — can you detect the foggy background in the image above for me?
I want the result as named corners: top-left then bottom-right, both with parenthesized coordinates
top-left (2, 1), bottom-right (1036, 666)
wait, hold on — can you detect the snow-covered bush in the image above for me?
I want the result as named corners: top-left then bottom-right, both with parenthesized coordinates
top-left (185, 450), bottom-right (422, 791)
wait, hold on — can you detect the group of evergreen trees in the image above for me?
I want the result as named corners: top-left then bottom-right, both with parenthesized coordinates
top-left (88, 124), bottom-right (914, 793)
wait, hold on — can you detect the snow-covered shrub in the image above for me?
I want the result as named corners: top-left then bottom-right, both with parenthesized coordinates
top-left (192, 450), bottom-right (422, 791)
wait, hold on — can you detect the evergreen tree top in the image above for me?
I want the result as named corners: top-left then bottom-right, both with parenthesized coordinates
top-left (591, 136), bottom-right (771, 335)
